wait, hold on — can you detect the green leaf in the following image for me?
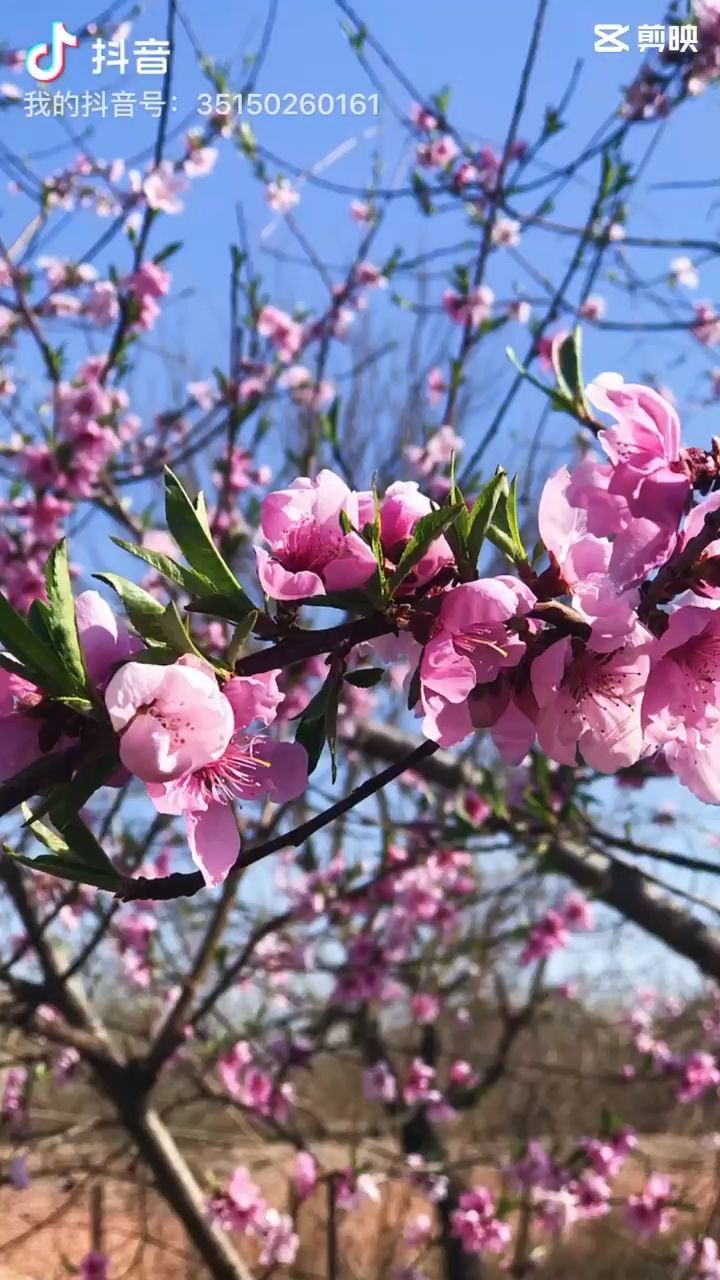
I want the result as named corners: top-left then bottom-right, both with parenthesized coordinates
top-left (238, 121), bottom-right (256, 156)
top-left (366, 478), bottom-right (386, 593)
top-left (0, 591), bottom-right (71, 695)
top-left (466, 470), bottom-right (509, 568)
top-left (20, 804), bottom-right (68, 855)
top-left (388, 504), bottom-right (464, 594)
top-left (193, 488), bottom-right (213, 536)
top-left (293, 666), bottom-right (344, 780)
top-left (94, 572), bottom-right (167, 643)
top-left (292, 589), bottom-right (377, 614)
top-left (412, 172), bottom-right (433, 215)
top-left (226, 610), bottom-right (259, 666)
top-left (543, 106), bottom-right (564, 137)
top-left (322, 398), bottom-right (341, 446)
top-left (504, 477), bottom-right (523, 549)
top-left (324, 676), bottom-right (341, 784)
top-left (112, 538), bottom-right (214, 597)
top-left (342, 18), bottom-right (366, 49)
top-left (121, 645), bottom-right (178, 665)
top-left (551, 327), bottom-right (591, 420)
top-left (406, 659), bottom-right (422, 711)
top-left (59, 813), bottom-right (118, 873)
top-left (230, 244), bottom-right (246, 275)
top-left (431, 85), bottom-right (450, 117)
top-left (29, 751), bottom-right (118, 828)
top-left (600, 1106), bottom-right (626, 1138)
top-left (600, 149), bottom-right (615, 200)
top-left (8, 850), bottom-right (121, 892)
top-left (22, 805), bottom-right (116, 876)
top-left (344, 668), bottom-right (383, 688)
top-left (154, 240), bottom-right (182, 264)
top-left (27, 598), bottom-right (55, 646)
top-left (505, 345), bottom-right (579, 420)
top-left (444, 464), bottom-right (473, 579)
top-left (293, 677), bottom-right (332, 723)
top-left (443, 515), bottom-right (471, 581)
top-left (159, 601), bottom-right (206, 659)
top-left (185, 592), bottom-right (262, 624)
top-left (54, 696), bottom-right (95, 715)
top-left (0, 652), bottom-right (35, 683)
top-left (295, 714), bottom-right (326, 776)
top-left (486, 477), bottom-right (527, 564)
top-left (164, 468), bottom-right (254, 611)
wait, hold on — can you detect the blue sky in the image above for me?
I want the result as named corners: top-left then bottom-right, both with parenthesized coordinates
top-left (3, 0), bottom-right (719, 456)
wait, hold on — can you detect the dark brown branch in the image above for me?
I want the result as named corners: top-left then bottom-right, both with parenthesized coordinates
top-left (351, 721), bottom-right (720, 983)
top-left (0, 745), bottom-right (86, 819)
top-left (233, 612), bottom-right (394, 677)
top-left (0, 858), bottom-right (253, 1280)
top-left (119, 739), bottom-right (440, 901)
top-left (642, 505), bottom-right (720, 613)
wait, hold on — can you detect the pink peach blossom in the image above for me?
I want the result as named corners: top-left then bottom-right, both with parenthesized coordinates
top-left (143, 161), bottom-right (188, 214)
top-left (451, 1187), bottom-right (510, 1255)
top-left (353, 260), bottom-right (387, 289)
top-left (693, 302), bottom-right (720, 347)
top-left (266, 179), bottom-right (299, 214)
top-left (417, 134), bottom-right (460, 169)
top-left (405, 425), bottom-right (462, 476)
top-left (670, 256), bottom-right (699, 289)
top-left (626, 1173), bottom-right (675, 1238)
top-left (183, 145), bottom-right (217, 178)
top-left (368, 480), bottom-right (455, 590)
top-left (442, 285), bottom-right (494, 327)
top-left (643, 604), bottom-right (720, 741)
top-left (426, 366), bottom-right (446, 405)
top-left (364, 1060), bottom-right (398, 1102)
top-left (85, 281), bottom-right (119, 327)
top-left (410, 992), bottom-right (440, 1024)
top-left (531, 629), bottom-right (652, 771)
top-left (491, 218), bottom-right (520, 248)
top-left (292, 1152), bottom-right (317, 1199)
top-left (678, 1237), bottom-right (720, 1279)
top-left (106, 659), bottom-right (307, 884)
top-left (420, 577), bottom-right (535, 747)
top-left (79, 1252), bottom-right (109, 1280)
top-left (257, 304), bottom-right (303, 363)
top-left (0, 591), bottom-right (138, 783)
top-left (104, 656), bottom-right (234, 785)
top-left (579, 294), bottom-right (606, 321)
top-left (350, 199), bottom-right (373, 223)
top-left (255, 469), bottom-right (376, 600)
top-left (409, 102), bottom-right (438, 131)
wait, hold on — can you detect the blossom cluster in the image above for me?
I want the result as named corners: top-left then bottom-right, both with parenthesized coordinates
top-left (209, 1166), bottom-right (299, 1267)
top-left (4, 365), bottom-right (720, 890)
top-left (242, 372), bottom-right (720, 804)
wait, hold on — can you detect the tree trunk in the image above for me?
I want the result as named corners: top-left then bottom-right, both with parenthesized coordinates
top-left (110, 1097), bottom-right (254, 1280)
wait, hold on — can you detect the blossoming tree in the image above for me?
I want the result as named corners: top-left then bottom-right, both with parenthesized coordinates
top-left (2, 2), bottom-right (720, 1279)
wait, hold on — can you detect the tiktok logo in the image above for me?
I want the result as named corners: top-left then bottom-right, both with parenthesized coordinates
top-left (25, 21), bottom-right (79, 83)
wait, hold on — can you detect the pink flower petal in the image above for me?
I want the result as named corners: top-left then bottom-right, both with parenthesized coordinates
top-left (186, 801), bottom-right (241, 885)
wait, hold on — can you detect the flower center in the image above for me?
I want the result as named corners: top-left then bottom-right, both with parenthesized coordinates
top-left (680, 632), bottom-right (720, 686)
top-left (282, 521), bottom-right (338, 574)
top-left (197, 739), bottom-right (272, 805)
top-left (566, 651), bottom-right (629, 703)
top-left (452, 625), bottom-right (508, 660)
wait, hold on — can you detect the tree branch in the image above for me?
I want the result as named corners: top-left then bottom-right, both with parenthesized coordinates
top-left (350, 721), bottom-right (720, 983)
top-left (119, 739), bottom-right (440, 901)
